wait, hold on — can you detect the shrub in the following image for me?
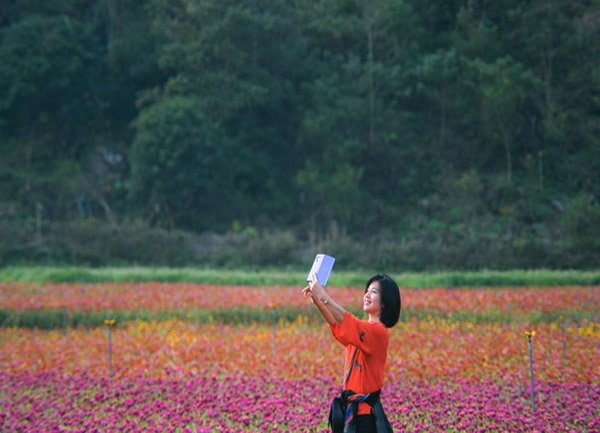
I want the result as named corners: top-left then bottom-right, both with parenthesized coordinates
top-left (191, 229), bottom-right (297, 267)
top-left (46, 219), bottom-right (195, 266)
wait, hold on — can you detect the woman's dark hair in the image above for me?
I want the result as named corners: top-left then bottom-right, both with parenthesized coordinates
top-left (365, 274), bottom-right (401, 328)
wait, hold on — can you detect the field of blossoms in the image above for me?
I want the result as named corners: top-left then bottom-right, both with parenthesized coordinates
top-left (1, 282), bottom-right (599, 432)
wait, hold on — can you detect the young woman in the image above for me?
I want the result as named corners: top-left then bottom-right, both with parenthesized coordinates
top-left (302, 273), bottom-right (401, 433)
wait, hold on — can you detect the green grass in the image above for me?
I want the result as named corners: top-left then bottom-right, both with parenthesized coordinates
top-left (0, 266), bottom-right (598, 287)
top-left (0, 307), bottom-right (318, 330)
top-left (2, 306), bottom-right (595, 330)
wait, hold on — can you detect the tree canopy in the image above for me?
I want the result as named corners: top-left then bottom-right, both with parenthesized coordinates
top-left (1, 0), bottom-right (599, 269)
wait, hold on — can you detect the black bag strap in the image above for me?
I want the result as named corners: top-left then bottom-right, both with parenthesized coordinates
top-left (342, 346), bottom-right (359, 388)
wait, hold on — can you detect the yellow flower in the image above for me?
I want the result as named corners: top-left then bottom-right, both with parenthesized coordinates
top-left (578, 322), bottom-right (599, 337)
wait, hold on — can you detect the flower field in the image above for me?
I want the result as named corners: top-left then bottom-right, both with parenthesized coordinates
top-left (1, 282), bottom-right (599, 432)
top-left (2, 282), bottom-right (599, 315)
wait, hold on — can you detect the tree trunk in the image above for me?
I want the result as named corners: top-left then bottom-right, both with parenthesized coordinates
top-left (503, 131), bottom-right (512, 183)
top-left (363, 0), bottom-right (377, 148)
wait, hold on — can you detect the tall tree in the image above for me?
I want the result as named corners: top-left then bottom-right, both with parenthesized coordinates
top-left (0, 13), bottom-right (106, 220)
top-left (130, 96), bottom-right (233, 230)
top-left (471, 56), bottom-right (542, 183)
top-left (296, 0), bottom-right (431, 233)
top-left (503, 0), bottom-right (599, 192)
top-left (141, 0), bottom-right (306, 227)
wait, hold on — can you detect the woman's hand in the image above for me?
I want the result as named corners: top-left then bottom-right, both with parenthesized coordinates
top-left (303, 273), bottom-right (326, 301)
top-left (302, 272), bottom-right (345, 325)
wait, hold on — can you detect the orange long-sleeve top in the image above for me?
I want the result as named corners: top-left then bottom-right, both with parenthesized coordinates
top-left (330, 312), bottom-right (389, 415)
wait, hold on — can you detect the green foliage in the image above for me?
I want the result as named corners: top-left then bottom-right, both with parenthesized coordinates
top-left (0, 307), bottom-right (322, 330)
top-left (1, 266), bottom-right (598, 288)
top-left (192, 229), bottom-right (298, 267)
top-left (0, 14), bottom-right (104, 152)
top-left (560, 195), bottom-right (600, 266)
top-left (130, 97), bottom-right (233, 230)
top-left (0, 219), bottom-right (195, 267)
top-left (297, 162), bottom-right (364, 233)
top-left (145, 0), bottom-right (303, 223)
top-left (1, 302), bottom-right (596, 330)
top-left (1, 1), bottom-right (599, 270)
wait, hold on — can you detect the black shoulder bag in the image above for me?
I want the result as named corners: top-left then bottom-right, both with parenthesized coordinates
top-left (328, 347), bottom-right (359, 433)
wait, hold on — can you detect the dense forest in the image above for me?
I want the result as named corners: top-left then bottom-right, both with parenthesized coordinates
top-left (1, 0), bottom-right (599, 270)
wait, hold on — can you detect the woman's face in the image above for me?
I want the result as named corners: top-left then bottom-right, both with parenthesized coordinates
top-left (363, 280), bottom-right (383, 316)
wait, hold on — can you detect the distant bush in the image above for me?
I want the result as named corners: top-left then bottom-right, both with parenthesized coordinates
top-left (190, 229), bottom-right (297, 267)
top-left (0, 215), bottom-right (598, 270)
top-left (0, 219), bottom-right (300, 267)
top-left (44, 219), bottom-right (193, 266)
top-left (316, 231), bottom-right (595, 273)
top-left (0, 216), bottom-right (46, 265)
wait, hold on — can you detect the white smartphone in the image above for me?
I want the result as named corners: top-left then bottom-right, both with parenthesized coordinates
top-left (306, 254), bottom-right (335, 286)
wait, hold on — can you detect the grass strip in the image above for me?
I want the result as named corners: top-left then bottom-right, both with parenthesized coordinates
top-left (1, 307), bottom-right (595, 330)
top-left (0, 266), bottom-right (599, 287)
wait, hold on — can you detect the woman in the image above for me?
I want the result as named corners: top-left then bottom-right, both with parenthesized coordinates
top-left (303, 273), bottom-right (401, 433)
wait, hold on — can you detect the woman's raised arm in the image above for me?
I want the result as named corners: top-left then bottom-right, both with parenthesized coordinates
top-left (302, 273), bottom-right (346, 326)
